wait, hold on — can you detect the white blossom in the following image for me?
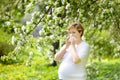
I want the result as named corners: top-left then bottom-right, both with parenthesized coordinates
top-left (29, 51), bottom-right (33, 56)
top-left (50, 35), bottom-right (54, 39)
top-left (22, 26), bottom-right (26, 31)
top-left (11, 36), bottom-right (16, 45)
top-left (6, 21), bottom-right (10, 26)
top-left (66, 3), bottom-right (70, 9)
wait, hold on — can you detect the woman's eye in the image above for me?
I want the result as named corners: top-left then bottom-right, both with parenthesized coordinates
top-left (72, 32), bottom-right (75, 34)
top-left (68, 32), bottom-right (75, 34)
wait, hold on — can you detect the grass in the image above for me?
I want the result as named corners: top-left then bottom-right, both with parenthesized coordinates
top-left (0, 55), bottom-right (120, 80)
top-left (0, 55), bottom-right (58, 80)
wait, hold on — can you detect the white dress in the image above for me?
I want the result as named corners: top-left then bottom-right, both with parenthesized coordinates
top-left (58, 41), bottom-right (90, 80)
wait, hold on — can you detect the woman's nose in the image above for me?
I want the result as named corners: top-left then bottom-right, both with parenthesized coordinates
top-left (70, 34), bottom-right (73, 37)
top-left (70, 34), bottom-right (72, 36)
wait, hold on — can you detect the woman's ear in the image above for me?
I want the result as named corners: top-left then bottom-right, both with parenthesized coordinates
top-left (79, 31), bottom-right (82, 37)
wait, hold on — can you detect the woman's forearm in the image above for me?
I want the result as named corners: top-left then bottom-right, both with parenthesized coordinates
top-left (54, 45), bottom-right (67, 61)
top-left (70, 45), bottom-right (81, 64)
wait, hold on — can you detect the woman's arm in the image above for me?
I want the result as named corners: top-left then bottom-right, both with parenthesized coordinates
top-left (54, 45), bottom-right (67, 61)
top-left (54, 36), bottom-right (71, 61)
top-left (70, 45), bottom-right (81, 64)
top-left (69, 36), bottom-right (81, 64)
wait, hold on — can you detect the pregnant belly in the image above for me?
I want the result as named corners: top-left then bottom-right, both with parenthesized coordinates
top-left (58, 62), bottom-right (86, 77)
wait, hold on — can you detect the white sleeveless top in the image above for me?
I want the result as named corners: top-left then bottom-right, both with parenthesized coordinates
top-left (58, 41), bottom-right (90, 80)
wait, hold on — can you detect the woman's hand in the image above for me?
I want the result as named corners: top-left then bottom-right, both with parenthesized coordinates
top-left (70, 36), bottom-right (76, 46)
top-left (65, 36), bottom-right (71, 48)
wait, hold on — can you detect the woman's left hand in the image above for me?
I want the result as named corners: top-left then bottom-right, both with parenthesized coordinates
top-left (70, 36), bottom-right (76, 45)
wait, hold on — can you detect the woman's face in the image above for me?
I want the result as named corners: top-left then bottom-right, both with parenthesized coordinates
top-left (68, 28), bottom-right (81, 40)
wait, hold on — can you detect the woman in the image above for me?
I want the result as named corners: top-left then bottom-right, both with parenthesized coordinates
top-left (54, 22), bottom-right (90, 80)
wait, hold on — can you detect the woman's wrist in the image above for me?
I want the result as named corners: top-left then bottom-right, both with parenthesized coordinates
top-left (64, 45), bottom-right (68, 49)
top-left (65, 44), bottom-right (69, 49)
top-left (70, 44), bottom-right (75, 48)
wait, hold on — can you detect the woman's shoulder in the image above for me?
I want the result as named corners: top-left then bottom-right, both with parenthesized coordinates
top-left (77, 41), bottom-right (90, 52)
top-left (79, 41), bottom-right (89, 47)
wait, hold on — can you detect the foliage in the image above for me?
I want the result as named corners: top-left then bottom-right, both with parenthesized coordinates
top-left (0, 0), bottom-right (120, 80)
top-left (0, 29), bottom-right (15, 64)
top-left (87, 59), bottom-right (120, 80)
top-left (0, 0), bottom-right (120, 64)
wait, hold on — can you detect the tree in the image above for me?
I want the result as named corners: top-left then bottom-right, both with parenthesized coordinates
top-left (0, 0), bottom-right (119, 64)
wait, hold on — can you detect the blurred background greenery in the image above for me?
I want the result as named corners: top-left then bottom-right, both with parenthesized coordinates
top-left (0, 0), bottom-right (120, 80)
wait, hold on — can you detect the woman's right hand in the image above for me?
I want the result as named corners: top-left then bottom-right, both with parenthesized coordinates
top-left (65, 36), bottom-right (71, 48)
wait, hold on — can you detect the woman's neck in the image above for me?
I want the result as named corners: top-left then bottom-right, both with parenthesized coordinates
top-left (76, 38), bottom-right (83, 45)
